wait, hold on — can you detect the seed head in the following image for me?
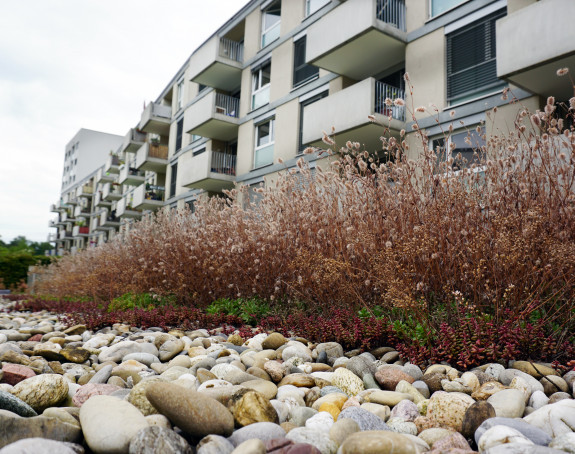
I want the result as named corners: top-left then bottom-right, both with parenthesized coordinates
top-left (557, 68), bottom-right (569, 76)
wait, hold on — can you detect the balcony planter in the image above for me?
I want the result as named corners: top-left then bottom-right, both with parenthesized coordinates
top-left (79, 227), bottom-right (89, 234)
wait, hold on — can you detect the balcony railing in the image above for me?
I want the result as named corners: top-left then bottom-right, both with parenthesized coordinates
top-left (215, 93), bottom-right (240, 118)
top-left (219, 37), bottom-right (243, 62)
top-left (376, 0), bottom-right (405, 31)
top-left (211, 151), bottom-right (236, 176)
top-left (374, 81), bottom-right (405, 121)
top-left (145, 185), bottom-right (165, 201)
top-left (148, 143), bottom-right (169, 159)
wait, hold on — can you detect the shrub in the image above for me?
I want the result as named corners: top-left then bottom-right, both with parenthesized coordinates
top-left (107, 292), bottom-right (177, 312)
top-left (206, 297), bottom-right (271, 325)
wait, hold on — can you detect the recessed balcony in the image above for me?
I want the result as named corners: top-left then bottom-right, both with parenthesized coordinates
top-left (74, 205), bottom-right (92, 218)
top-left (302, 78), bottom-right (405, 152)
top-left (77, 183), bottom-right (94, 198)
top-left (119, 163), bottom-right (146, 186)
top-left (132, 184), bottom-right (165, 211)
top-left (189, 35), bottom-right (244, 91)
top-left (116, 197), bottom-right (142, 219)
top-left (306, 0), bottom-right (406, 80)
top-left (94, 191), bottom-right (112, 207)
top-left (48, 218), bottom-right (58, 228)
top-left (139, 102), bottom-right (172, 136)
top-left (59, 230), bottom-right (73, 240)
top-left (496, 0), bottom-right (575, 100)
top-left (104, 154), bottom-right (122, 175)
top-left (98, 210), bottom-right (120, 229)
top-left (182, 150), bottom-right (236, 192)
top-left (121, 128), bottom-right (147, 154)
top-left (184, 92), bottom-right (240, 141)
top-left (96, 168), bottom-right (115, 184)
top-left (103, 183), bottom-right (123, 201)
top-left (135, 142), bottom-right (169, 172)
top-left (47, 233), bottom-right (57, 242)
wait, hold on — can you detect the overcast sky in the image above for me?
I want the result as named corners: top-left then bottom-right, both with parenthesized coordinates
top-left (0, 0), bottom-right (250, 244)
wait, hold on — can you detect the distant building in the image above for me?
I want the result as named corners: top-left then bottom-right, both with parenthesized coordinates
top-left (48, 0), bottom-right (575, 255)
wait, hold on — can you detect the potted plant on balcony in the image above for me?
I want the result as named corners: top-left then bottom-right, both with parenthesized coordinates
top-left (75, 220), bottom-right (89, 234)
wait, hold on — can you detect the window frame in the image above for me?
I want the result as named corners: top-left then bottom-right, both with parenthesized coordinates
top-left (169, 163), bottom-right (178, 199)
top-left (293, 36), bottom-right (319, 88)
top-left (251, 61), bottom-right (272, 110)
top-left (175, 118), bottom-right (183, 152)
top-left (176, 78), bottom-right (185, 111)
top-left (306, 0), bottom-right (330, 17)
top-left (254, 118), bottom-right (275, 168)
top-left (261, 0), bottom-right (281, 48)
top-left (429, 0), bottom-right (467, 18)
top-left (430, 126), bottom-right (486, 172)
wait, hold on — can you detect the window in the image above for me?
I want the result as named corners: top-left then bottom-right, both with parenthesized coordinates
top-left (252, 61), bottom-right (271, 110)
top-left (298, 91), bottom-right (328, 153)
top-left (191, 134), bottom-right (202, 142)
top-left (306, 0), bottom-right (330, 16)
top-left (169, 163), bottom-right (178, 199)
top-left (175, 119), bottom-right (183, 152)
top-left (293, 37), bottom-right (318, 87)
top-left (431, 0), bottom-right (466, 17)
top-left (186, 200), bottom-right (196, 213)
top-left (254, 118), bottom-right (275, 168)
top-left (431, 126), bottom-right (485, 171)
top-left (176, 78), bottom-right (184, 110)
top-left (261, 0), bottom-right (281, 48)
top-left (198, 84), bottom-right (208, 93)
top-left (446, 9), bottom-right (506, 105)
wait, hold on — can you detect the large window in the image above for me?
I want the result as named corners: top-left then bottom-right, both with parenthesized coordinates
top-left (293, 37), bottom-right (318, 87)
top-left (252, 61), bottom-right (271, 110)
top-left (446, 9), bottom-right (506, 105)
top-left (175, 119), bottom-right (183, 152)
top-left (254, 118), bottom-right (275, 168)
top-left (299, 91), bottom-right (328, 153)
top-left (261, 0), bottom-right (281, 48)
top-left (431, 0), bottom-right (466, 17)
top-left (169, 163), bottom-right (178, 199)
top-left (306, 0), bottom-right (330, 16)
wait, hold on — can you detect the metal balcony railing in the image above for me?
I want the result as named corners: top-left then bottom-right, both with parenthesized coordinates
top-left (211, 151), bottom-right (236, 176)
top-left (376, 0), bottom-right (406, 31)
top-left (219, 37), bottom-right (244, 63)
top-left (215, 93), bottom-right (240, 118)
top-left (374, 81), bottom-right (405, 121)
top-left (145, 185), bottom-right (165, 202)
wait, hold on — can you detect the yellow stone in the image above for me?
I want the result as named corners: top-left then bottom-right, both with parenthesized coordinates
top-left (319, 402), bottom-right (341, 421)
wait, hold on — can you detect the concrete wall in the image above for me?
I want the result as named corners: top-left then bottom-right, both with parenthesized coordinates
top-left (270, 40), bottom-right (293, 102)
top-left (485, 94), bottom-right (541, 139)
top-left (274, 98), bottom-right (300, 162)
top-left (244, 8), bottom-right (261, 61)
top-left (406, 0), bottom-right (428, 32)
top-left (282, 0), bottom-right (304, 35)
top-left (237, 120), bottom-right (255, 175)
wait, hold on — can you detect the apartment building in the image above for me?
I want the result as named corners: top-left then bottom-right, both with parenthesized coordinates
top-left (49, 0), bottom-right (575, 254)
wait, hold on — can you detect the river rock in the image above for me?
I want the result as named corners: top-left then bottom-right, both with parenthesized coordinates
top-left (286, 427), bottom-right (338, 454)
top-left (461, 400), bottom-right (496, 440)
top-left (128, 426), bottom-right (192, 454)
top-left (512, 361), bottom-right (559, 379)
top-left (486, 389), bottom-right (526, 418)
top-left (0, 390), bottom-right (37, 417)
top-left (375, 368), bottom-right (415, 391)
top-left (228, 422), bottom-right (286, 447)
top-left (338, 407), bottom-right (390, 431)
top-left (426, 391), bottom-right (475, 431)
top-left (332, 368), bottom-right (363, 396)
top-left (0, 412), bottom-right (81, 449)
top-left (0, 364), bottom-right (35, 386)
top-left (475, 417), bottom-right (552, 446)
top-left (146, 382), bottom-right (234, 438)
top-left (72, 383), bottom-right (121, 407)
top-left (11, 374), bottom-right (68, 412)
top-left (338, 430), bottom-right (429, 454)
top-left (478, 425), bottom-right (534, 452)
top-left (524, 399), bottom-right (575, 437)
top-left (228, 389), bottom-right (279, 426)
top-left (0, 438), bottom-right (82, 454)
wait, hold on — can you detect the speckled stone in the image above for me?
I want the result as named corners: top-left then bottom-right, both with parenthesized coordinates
top-left (0, 390), bottom-right (37, 417)
top-left (426, 391), bottom-right (475, 432)
top-left (331, 368), bottom-right (364, 396)
top-left (11, 374), bottom-right (68, 412)
top-left (128, 426), bottom-right (193, 454)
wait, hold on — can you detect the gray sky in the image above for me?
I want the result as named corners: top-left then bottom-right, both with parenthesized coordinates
top-left (0, 0), bottom-right (250, 244)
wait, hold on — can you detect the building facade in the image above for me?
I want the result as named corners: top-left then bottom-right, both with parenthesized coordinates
top-left (49, 0), bottom-right (575, 255)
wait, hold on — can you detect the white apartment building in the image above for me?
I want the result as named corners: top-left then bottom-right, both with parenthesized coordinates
top-left (49, 0), bottom-right (575, 254)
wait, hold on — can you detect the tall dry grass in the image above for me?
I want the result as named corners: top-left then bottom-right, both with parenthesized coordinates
top-left (38, 78), bottom-right (575, 338)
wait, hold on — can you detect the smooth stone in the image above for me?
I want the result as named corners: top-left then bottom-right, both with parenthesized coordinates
top-left (159, 339), bottom-right (185, 362)
top-left (402, 364), bottom-right (423, 381)
top-left (361, 402), bottom-right (390, 422)
top-left (231, 438), bottom-right (265, 454)
top-left (478, 425), bottom-right (534, 452)
top-left (411, 381), bottom-right (431, 399)
top-left (529, 390), bottom-right (550, 410)
top-left (332, 368), bottom-right (364, 396)
top-left (228, 389), bottom-right (279, 426)
top-left (80, 395), bottom-right (149, 454)
top-left (473, 381), bottom-right (509, 400)
top-left (418, 428), bottom-right (455, 447)
top-left (338, 407), bottom-right (390, 431)
top-left (286, 427), bottom-right (338, 454)
top-left (0, 364), bottom-right (35, 386)
top-left (306, 412), bottom-right (334, 432)
top-left (72, 383), bottom-right (121, 407)
top-left (475, 417), bottom-right (553, 446)
top-left (123, 353), bottom-right (160, 367)
top-left (346, 354), bottom-right (376, 377)
top-left (128, 426), bottom-right (192, 454)
top-left (59, 346), bottom-right (91, 363)
top-left (365, 390), bottom-right (413, 407)
top-left (88, 364), bottom-right (114, 384)
top-left (329, 418), bottom-right (360, 446)
top-left (262, 333), bottom-right (288, 350)
top-left (42, 408), bottom-right (81, 428)
top-left (548, 392), bottom-right (572, 404)
top-left (426, 391), bottom-right (475, 432)
top-left (227, 422), bottom-right (286, 446)
top-left (146, 382), bottom-right (234, 438)
top-left (524, 399), bottom-right (575, 437)
top-left (461, 400), bottom-right (496, 440)
top-left (290, 407), bottom-right (319, 427)
top-left (548, 432), bottom-right (575, 453)
top-left (390, 399), bottom-right (419, 422)
top-left (395, 381), bottom-right (426, 404)
top-left (499, 370), bottom-right (544, 395)
top-left (375, 368), bottom-right (415, 391)
top-left (279, 374), bottom-right (316, 388)
top-left (338, 430), bottom-right (429, 454)
top-left (387, 417), bottom-right (418, 435)
top-left (197, 434), bottom-right (235, 454)
top-left (362, 373), bottom-right (380, 390)
top-left (0, 390), bottom-right (37, 417)
top-left (487, 389), bottom-right (526, 418)
top-left (0, 413), bottom-right (81, 449)
top-left (127, 378), bottom-right (166, 416)
top-left (311, 393), bottom-right (348, 411)
top-left (11, 374), bottom-right (68, 412)
top-left (512, 362), bottom-right (559, 379)
top-left (264, 360), bottom-right (287, 382)
top-left (483, 444), bottom-right (568, 453)
top-left (541, 375), bottom-right (569, 395)
top-left (0, 438), bottom-right (81, 454)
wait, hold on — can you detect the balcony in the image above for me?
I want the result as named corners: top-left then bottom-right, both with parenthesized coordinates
top-left (496, 0), bottom-right (575, 100)
top-left (189, 35), bottom-right (244, 91)
top-left (139, 102), bottom-right (172, 135)
top-left (77, 183), bottom-right (94, 198)
top-left (48, 218), bottom-right (58, 228)
top-left (103, 183), bottom-right (123, 201)
top-left (306, 0), bottom-right (406, 80)
top-left (47, 233), bottom-right (57, 242)
top-left (116, 197), bottom-right (142, 219)
top-left (302, 78), bottom-right (404, 151)
top-left (66, 195), bottom-right (79, 206)
top-left (96, 168), bottom-right (115, 184)
top-left (72, 225), bottom-right (90, 237)
top-left (98, 210), bottom-right (120, 229)
top-left (95, 191), bottom-right (111, 207)
top-left (104, 154), bottom-right (122, 175)
top-left (59, 230), bottom-right (74, 240)
top-left (132, 184), bottom-right (165, 211)
top-left (135, 142), bottom-right (169, 172)
top-left (121, 128), bottom-right (147, 154)
top-left (182, 150), bottom-right (236, 192)
top-left (185, 92), bottom-right (240, 141)
top-left (119, 163), bottom-right (146, 186)
top-left (74, 205), bottom-right (92, 218)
